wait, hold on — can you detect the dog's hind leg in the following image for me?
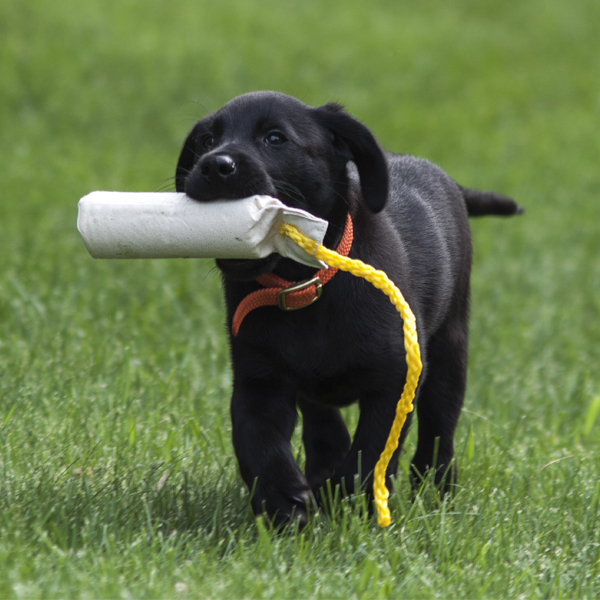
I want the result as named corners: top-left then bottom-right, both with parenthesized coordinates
top-left (231, 380), bottom-right (311, 527)
top-left (297, 396), bottom-right (351, 493)
top-left (327, 385), bottom-right (415, 500)
top-left (410, 308), bottom-right (469, 493)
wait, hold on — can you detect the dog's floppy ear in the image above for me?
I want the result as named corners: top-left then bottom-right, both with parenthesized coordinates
top-left (313, 103), bottom-right (388, 212)
top-left (175, 126), bottom-right (199, 193)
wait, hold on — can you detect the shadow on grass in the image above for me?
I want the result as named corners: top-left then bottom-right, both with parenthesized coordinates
top-left (1, 443), bottom-right (473, 564)
top-left (0, 458), bottom-right (256, 555)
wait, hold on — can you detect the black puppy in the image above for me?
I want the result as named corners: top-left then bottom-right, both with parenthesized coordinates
top-left (175, 91), bottom-right (521, 526)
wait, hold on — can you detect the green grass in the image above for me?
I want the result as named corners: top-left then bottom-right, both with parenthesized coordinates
top-left (1, 0), bottom-right (600, 597)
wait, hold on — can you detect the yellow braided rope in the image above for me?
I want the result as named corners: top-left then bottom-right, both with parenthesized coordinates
top-left (279, 222), bottom-right (422, 527)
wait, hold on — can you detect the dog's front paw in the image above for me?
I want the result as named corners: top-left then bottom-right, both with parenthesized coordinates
top-left (252, 483), bottom-right (311, 529)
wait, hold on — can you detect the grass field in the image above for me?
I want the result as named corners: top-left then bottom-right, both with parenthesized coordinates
top-left (1, 0), bottom-right (600, 597)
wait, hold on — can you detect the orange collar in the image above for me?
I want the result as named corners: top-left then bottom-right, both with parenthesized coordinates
top-left (232, 214), bottom-right (354, 336)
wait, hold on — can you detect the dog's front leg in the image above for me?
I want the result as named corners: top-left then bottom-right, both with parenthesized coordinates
top-left (230, 379), bottom-right (311, 527)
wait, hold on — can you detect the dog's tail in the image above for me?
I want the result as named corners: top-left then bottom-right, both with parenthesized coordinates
top-left (461, 186), bottom-right (524, 217)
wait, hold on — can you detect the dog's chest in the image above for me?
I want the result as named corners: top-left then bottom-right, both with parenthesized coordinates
top-left (235, 293), bottom-right (405, 404)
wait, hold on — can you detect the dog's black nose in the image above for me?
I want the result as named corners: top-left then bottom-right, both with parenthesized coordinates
top-left (200, 154), bottom-right (236, 181)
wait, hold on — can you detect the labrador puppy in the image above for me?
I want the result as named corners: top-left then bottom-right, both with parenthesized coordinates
top-left (175, 91), bottom-right (521, 527)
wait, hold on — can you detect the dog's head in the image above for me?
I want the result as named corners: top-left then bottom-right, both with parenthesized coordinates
top-left (176, 92), bottom-right (388, 280)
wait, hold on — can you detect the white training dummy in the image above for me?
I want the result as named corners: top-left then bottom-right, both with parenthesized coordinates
top-left (77, 192), bottom-right (329, 269)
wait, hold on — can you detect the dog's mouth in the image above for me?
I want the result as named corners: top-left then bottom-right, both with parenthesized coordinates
top-left (184, 172), bottom-right (311, 281)
top-left (216, 254), bottom-right (281, 281)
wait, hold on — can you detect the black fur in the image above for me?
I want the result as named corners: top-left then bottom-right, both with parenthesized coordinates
top-left (176, 91), bottom-right (522, 527)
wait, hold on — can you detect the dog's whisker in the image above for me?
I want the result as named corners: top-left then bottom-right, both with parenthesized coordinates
top-left (322, 183), bottom-right (351, 207)
top-left (271, 179), bottom-right (308, 204)
top-left (155, 176), bottom-right (178, 192)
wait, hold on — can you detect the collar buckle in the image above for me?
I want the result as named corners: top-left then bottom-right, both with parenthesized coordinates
top-left (277, 276), bottom-right (323, 311)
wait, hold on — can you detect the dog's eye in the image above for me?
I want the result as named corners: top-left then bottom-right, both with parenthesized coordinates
top-left (265, 131), bottom-right (287, 146)
top-left (202, 135), bottom-right (215, 149)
